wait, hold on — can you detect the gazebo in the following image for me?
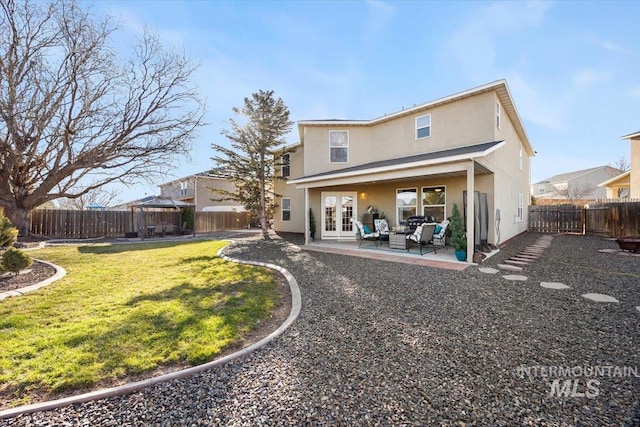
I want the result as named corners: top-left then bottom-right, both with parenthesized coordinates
top-left (129, 196), bottom-right (196, 239)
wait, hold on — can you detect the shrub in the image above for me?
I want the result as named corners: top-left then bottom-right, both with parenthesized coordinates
top-left (0, 209), bottom-right (18, 248)
top-left (1, 247), bottom-right (33, 274)
top-left (449, 203), bottom-right (467, 252)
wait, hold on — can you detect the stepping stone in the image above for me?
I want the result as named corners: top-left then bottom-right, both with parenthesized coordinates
top-left (478, 267), bottom-right (499, 274)
top-left (513, 256), bottom-right (535, 262)
top-left (517, 254), bottom-right (541, 259)
top-left (497, 263), bottom-right (523, 271)
top-left (540, 282), bottom-right (570, 290)
top-left (598, 249), bottom-right (618, 253)
top-left (637, 307), bottom-right (640, 313)
top-left (503, 274), bottom-right (528, 281)
top-left (582, 293), bottom-right (619, 303)
top-left (504, 259), bottom-right (530, 266)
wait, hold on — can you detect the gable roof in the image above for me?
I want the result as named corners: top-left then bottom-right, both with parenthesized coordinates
top-left (598, 170), bottom-right (631, 187)
top-left (290, 140), bottom-right (504, 185)
top-left (534, 165), bottom-right (620, 185)
top-left (297, 79), bottom-right (534, 156)
top-left (621, 130), bottom-right (640, 140)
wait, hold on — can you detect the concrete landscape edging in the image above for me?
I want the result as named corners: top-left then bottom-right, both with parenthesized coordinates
top-left (0, 240), bottom-right (302, 419)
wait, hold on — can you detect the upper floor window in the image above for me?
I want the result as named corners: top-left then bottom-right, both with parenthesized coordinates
top-left (329, 130), bottom-right (348, 163)
top-left (519, 147), bottom-right (523, 171)
top-left (281, 153), bottom-right (290, 177)
top-left (538, 186), bottom-right (545, 194)
top-left (416, 114), bottom-right (431, 139)
top-left (496, 101), bottom-right (501, 130)
top-left (180, 181), bottom-right (188, 196)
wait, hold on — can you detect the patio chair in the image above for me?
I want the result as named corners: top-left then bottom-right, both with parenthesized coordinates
top-left (355, 220), bottom-right (380, 248)
top-left (406, 223), bottom-right (437, 255)
top-left (432, 220), bottom-right (450, 251)
top-left (373, 218), bottom-right (390, 241)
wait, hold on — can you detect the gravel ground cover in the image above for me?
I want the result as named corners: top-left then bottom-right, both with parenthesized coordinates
top-left (4, 231), bottom-right (639, 426)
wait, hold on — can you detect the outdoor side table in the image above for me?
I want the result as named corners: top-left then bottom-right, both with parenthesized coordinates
top-left (389, 231), bottom-right (408, 250)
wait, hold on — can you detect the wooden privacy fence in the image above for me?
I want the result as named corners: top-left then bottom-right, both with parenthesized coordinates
top-left (30, 209), bottom-right (252, 238)
top-left (528, 202), bottom-right (640, 238)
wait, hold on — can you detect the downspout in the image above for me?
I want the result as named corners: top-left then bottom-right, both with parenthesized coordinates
top-left (466, 160), bottom-right (475, 263)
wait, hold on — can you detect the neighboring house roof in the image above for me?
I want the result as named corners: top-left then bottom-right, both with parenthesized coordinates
top-left (297, 79), bottom-right (534, 157)
top-left (620, 130), bottom-right (640, 140)
top-left (598, 170), bottom-right (631, 187)
top-left (290, 140), bottom-right (504, 185)
top-left (131, 196), bottom-right (195, 208)
top-left (158, 171), bottom-right (226, 187)
top-left (533, 166), bottom-right (619, 185)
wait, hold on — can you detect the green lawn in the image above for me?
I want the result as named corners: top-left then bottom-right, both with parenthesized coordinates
top-left (0, 240), bottom-right (281, 407)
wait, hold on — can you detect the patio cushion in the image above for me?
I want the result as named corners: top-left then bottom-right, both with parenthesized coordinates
top-left (434, 225), bottom-right (442, 234)
top-left (363, 224), bottom-right (372, 234)
top-left (374, 219), bottom-right (390, 234)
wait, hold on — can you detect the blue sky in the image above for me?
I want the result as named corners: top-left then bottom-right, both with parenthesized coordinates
top-left (89, 0), bottom-right (640, 204)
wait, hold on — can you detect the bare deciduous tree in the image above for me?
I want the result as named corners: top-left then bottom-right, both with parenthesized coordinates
top-left (555, 181), bottom-right (596, 205)
top-left (57, 187), bottom-right (121, 210)
top-left (610, 157), bottom-right (630, 173)
top-left (0, 0), bottom-right (205, 235)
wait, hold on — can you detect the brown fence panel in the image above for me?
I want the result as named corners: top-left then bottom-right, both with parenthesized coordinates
top-left (528, 205), bottom-right (584, 233)
top-left (30, 209), bottom-right (133, 238)
top-left (195, 211), bottom-right (252, 233)
top-left (586, 202), bottom-right (640, 238)
top-left (30, 209), bottom-right (253, 238)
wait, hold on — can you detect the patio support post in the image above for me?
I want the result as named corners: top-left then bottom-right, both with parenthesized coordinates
top-left (304, 187), bottom-right (309, 245)
top-left (466, 161), bottom-right (475, 263)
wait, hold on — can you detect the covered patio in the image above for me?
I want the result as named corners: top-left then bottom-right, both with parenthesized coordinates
top-left (130, 196), bottom-right (196, 239)
top-left (302, 238), bottom-right (482, 271)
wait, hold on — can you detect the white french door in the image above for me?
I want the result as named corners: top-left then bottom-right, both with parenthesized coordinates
top-left (321, 192), bottom-right (357, 239)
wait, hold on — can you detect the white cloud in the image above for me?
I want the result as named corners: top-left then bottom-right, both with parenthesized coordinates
top-left (572, 68), bottom-right (612, 90)
top-left (443, 1), bottom-right (552, 80)
top-left (360, 0), bottom-right (396, 43)
top-left (508, 73), bottom-right (566, 130)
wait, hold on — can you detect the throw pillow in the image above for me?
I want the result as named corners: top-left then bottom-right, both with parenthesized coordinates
top-left (363, 225), bottom-right (371, 234)
top-left (434, 225), bottom-right (442, 234)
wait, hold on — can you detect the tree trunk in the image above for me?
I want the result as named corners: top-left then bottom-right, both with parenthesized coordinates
top-left (3, 204), bottom-right (31, 237)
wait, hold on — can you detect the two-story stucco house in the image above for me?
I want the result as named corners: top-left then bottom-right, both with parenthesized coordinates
top-left (159, 172), bottom-right (245, 212)
top-left (274, 80), bottom-right (535, 262)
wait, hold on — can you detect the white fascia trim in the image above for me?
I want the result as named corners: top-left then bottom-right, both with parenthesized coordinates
top-left (598, 170), bottom-right (631, 187)
top-left (620, 131), bottom-right (640, 140)
top-left (289, 141), bottom-right (504, 186)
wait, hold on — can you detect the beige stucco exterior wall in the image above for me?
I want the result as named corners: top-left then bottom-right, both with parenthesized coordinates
top-left (302, 92), bottom-right (497, 177)
top-left (159, 177), bottom-right (243, 211)
top-left (475, 94), bottom-right (531, 243)
top-left (273, 146), bottom-right (306, 233)
top-left (631, 137), bottom-right (640, 199)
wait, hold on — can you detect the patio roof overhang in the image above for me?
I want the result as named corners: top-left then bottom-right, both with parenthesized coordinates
top-left (131, 196), bottom-right (195, 209)
top-left (289, 140), bottom-right (503, 188)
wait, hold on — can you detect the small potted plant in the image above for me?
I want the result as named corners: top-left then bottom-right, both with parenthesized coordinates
top-left (309, 208), bottom-right (316, 241)
top-left (449, 203), bottom-right (467, 261)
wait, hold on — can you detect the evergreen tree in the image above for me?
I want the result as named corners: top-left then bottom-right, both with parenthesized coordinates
top-left (211, 91), bottom-right (294, 235)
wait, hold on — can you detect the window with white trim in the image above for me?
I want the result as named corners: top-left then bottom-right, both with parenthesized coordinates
top-left (519, 147), bottom-right (523, 171)
top-left (396, 188), bottom-right (417, 224)
top-left (422, 186), bottom-right (446, 222)
top-left (496, 101), bottom-right (501, 130)
top-left (281, 153), bottom-right (290, 177)
top-left (416, 114), bottom-right (431, 139)
top-left (538, 186), bottom-right (545, 194)
top-left (180, 181), bottom-right (188, 196)
top-left (281, 198), bottom-right (291, 221)
top-left (517, 193), bottom-right (523, 222)
top-left (329, 130), bottom-right (348, 163)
